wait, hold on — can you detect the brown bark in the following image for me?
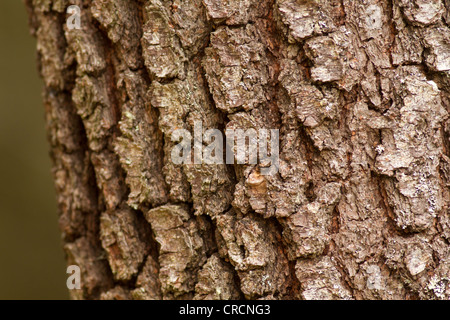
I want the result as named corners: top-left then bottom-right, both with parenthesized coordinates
top-left (26, 0), bottom-right (450, 300)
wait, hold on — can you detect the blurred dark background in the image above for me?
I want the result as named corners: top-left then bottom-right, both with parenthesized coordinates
top-left (0, 0), bottom-right (68, 299)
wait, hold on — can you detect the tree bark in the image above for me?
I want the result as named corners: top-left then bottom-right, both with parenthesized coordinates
top-left (26, 0), bottom-right (450, 300)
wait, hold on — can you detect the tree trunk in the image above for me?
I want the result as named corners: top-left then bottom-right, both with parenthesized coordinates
top-left (26, 0), bottom-right (450, 300)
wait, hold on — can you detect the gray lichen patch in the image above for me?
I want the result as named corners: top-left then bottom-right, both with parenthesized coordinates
top-left (305, 36), bottom-right (343, 83)
top-left (397, 0), bottom-right (444, 26)
top-left (91, 0), bottom-right (143, 69)
top-left (295, 256), bottom-right (353, 300)
top-left (203, 24), bottom-right (270, 113)
top-left (114, 70), bottom-right (169, 209)
top-left (375, 67), bottom-right (448, 231)
top-left (382, 235), bottom-right (450, 298)
top-left (100, 286), bottom-right (131, 300)
top-left (64, 25), bottom-right (107, 76)
top-left (144, 205), bottom-right (208, 299)
top-left (141, 0), bottom-right (187, 79)
top-left (281, 182), bottom-right (341, 259)
top-left (352, 262), bottom-right (406, 299)
top-left (422, 25), bottom-right (450, 72)
top-left (90, 150), bottom-right (126, 210)
top-left (276, 0), bottom-right (338, 42)
top-left (100, 207), bottom-right (148, 281)
top-left (171, 0), bottom-right (211, 56)
top-left (215, 210), bottom-right (290, 299)
top-left (72, 74), bottom-right (114, 152)
top-left (131, 255), bottom-right (162, 300)
top-left (203, 0), bottom-right (270, 25)
top-left (194, 254), bottom-right (241, 300)
top-left (384, 236), bottom-right (432, 276)
top-left (391, 4), bottom-right (424, 66)
top-left (35, 14), bottom-right (67, 89)
top-left (149, 67), bottom-right (234, 216)
top-left (150, 80), bottom-right (192, 203)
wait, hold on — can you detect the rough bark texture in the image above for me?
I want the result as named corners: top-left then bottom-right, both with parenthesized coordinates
top-left (26, 0), bottom-right (450, 300)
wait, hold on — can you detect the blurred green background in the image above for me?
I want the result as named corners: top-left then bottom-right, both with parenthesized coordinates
top-left (0, 0), bottom-right (68, 299)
